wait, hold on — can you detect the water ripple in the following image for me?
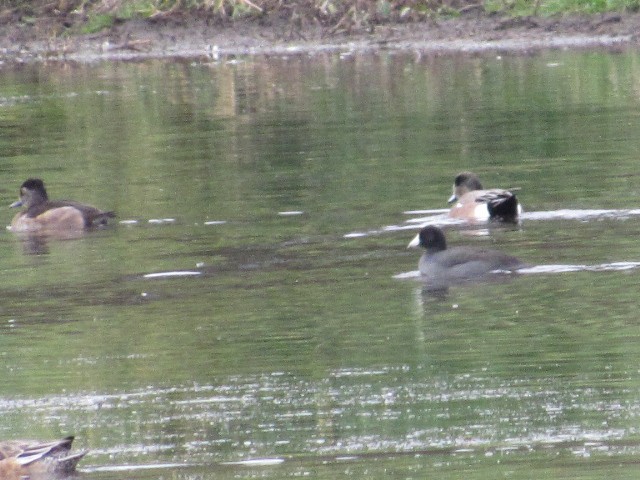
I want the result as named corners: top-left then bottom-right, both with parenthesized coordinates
top-left (347, 208), bottom-right (640, 238)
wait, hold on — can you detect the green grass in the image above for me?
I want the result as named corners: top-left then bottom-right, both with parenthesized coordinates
top-left (486, 0), bottom-right (640, 15)
top-left (3, 0), bottom-right (640, 34)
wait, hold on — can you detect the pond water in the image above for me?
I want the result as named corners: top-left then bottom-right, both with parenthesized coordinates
top-left (1, 47), bottom-right (640, 479)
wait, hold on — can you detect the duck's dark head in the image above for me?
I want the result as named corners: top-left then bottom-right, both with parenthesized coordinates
top-left (449, 172), bottom-right (484, 203)
top-left (408, 226), bottom-right (447, 254)
top-left (10, 178), bottom-right (48, 209)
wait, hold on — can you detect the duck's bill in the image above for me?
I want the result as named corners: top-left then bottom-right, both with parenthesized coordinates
top-left (447, 194), bottom-right (457, 203)
top-left (407, 233), bottom-right (420, 248)
top-left (10, 200), bottom-right (22, 208)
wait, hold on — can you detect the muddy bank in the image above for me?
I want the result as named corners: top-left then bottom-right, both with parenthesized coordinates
top-left (1, 11), bottom-right (639, 63)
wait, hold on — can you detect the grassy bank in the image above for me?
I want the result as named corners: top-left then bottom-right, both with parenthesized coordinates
top-left (2, 0), bottom-right (640, 34)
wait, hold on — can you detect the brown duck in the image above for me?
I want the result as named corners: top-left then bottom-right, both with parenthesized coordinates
top-left (0, 436), bottom-right (86, 479)
top-left (10, 178), bottom-right (115, 233)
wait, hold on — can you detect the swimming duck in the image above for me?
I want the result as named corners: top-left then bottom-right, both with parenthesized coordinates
top-left (448, 172), bottom-right (521, 222)
top-left (0, 436), bottom-right (86, 478)
top-left (408, 226), bottom-right (525, 285)
top-left (10, 178), bottom-right (115, 233)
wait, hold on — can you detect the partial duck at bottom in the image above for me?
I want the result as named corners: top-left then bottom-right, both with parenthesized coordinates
top-left (0, 436), bottom-right (86, 479)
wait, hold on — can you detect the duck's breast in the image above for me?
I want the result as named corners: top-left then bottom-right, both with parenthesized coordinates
top-left (11, 207), bottom-right (85, 233)
top-left (448, 192), bottom-right (491, 221)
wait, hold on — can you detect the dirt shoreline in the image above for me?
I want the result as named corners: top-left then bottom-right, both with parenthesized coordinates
top-left (1, 11), bottom-right (639, 63)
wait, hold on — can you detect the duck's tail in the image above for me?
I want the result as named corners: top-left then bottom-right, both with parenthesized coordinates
top-left (55, 450), bottom-right (88, 474)
top-left (16, 436), bottom-right (87, 473)
top-left (92, 210), bottom-right (116, 227)
top-left (486, 192), bottom-right (519, 223)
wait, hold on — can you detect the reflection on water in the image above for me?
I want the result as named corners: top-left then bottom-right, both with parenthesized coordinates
top-left (2, 48), bottom-right (640, 479)
top-left (348, 208), bottom-right (640, 238)
top-left (8, 366), bottom-right (640, 471)
top-left (396, 260), bottom-right (640, 279)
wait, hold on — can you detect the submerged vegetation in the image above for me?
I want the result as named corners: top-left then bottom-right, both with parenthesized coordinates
top-left (1, 0), bottom-right (640, 34)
